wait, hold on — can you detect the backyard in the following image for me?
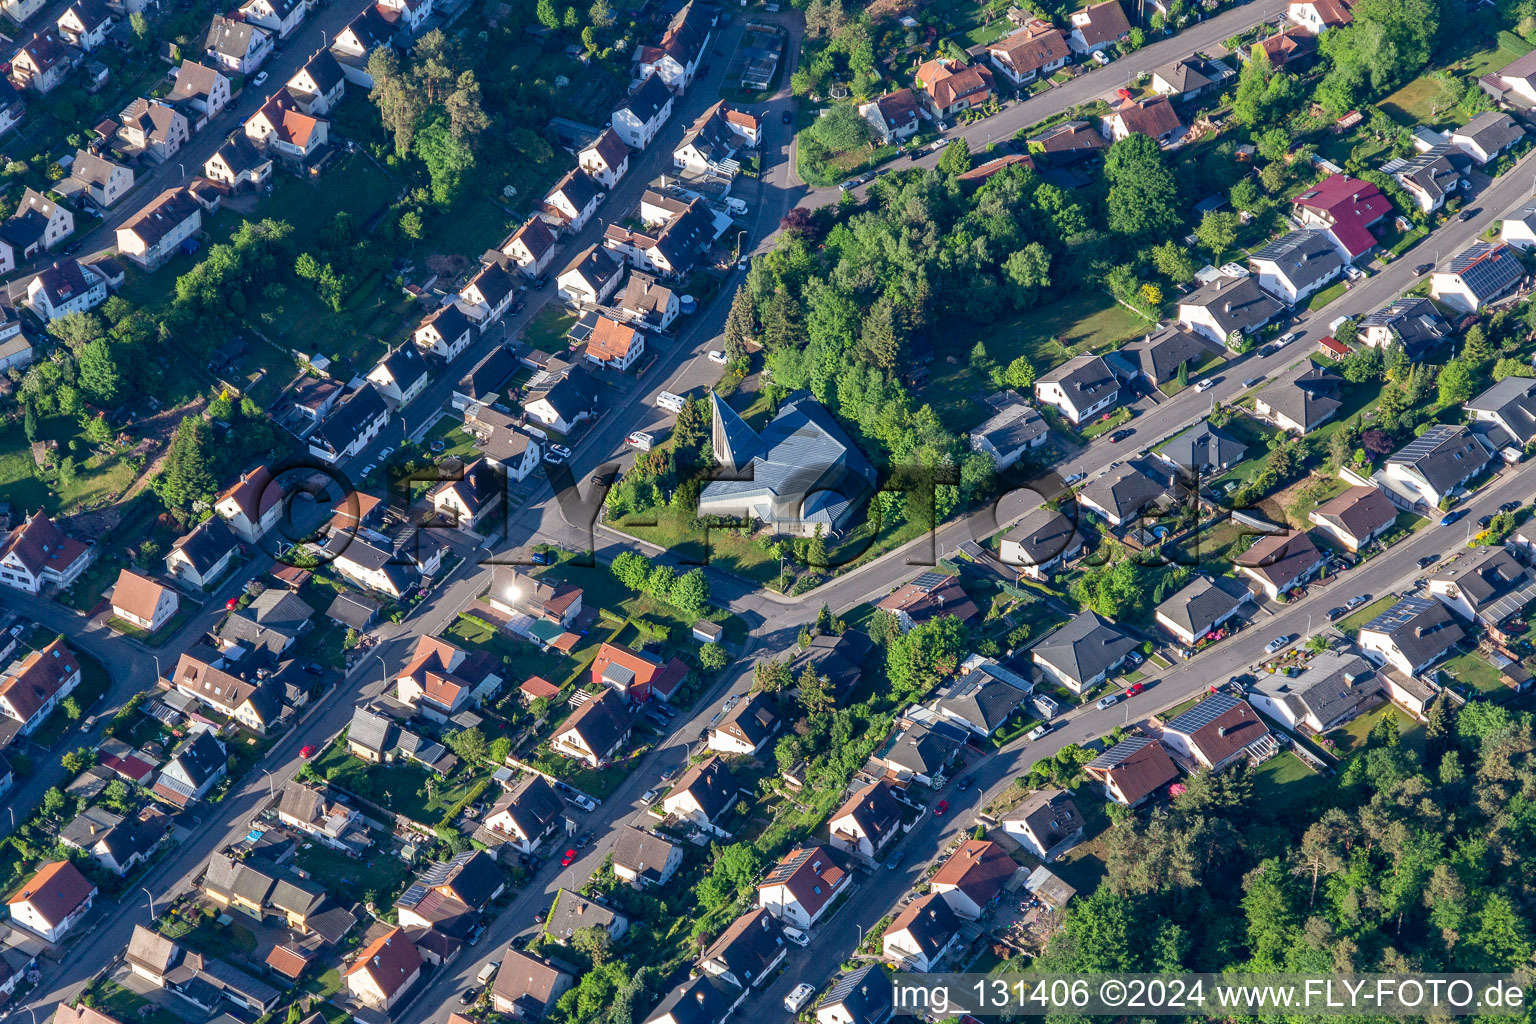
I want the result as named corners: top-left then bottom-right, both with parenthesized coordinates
top-left (308, 737), bottom-right (488, 826)
top-left (296, 842), bottom-right (412, 905)
top-left (1334, 595), bottom-right (1398, 638)
top-left (1439, 651), bottom-right (1508, 696)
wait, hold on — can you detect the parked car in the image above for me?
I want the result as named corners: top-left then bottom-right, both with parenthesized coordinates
top-left (1326, 607), bottom-right (1345, 622)
top-left (641, 788), bottom-right (660, 804)
top-left (460, 988), bottom-right (477, 1006)
top-left (1417, 554), bottom-right (1440, 568)
top-left (253, 71), bottom-right (268, 87)
top-left (1274, 332), bottom-right (1296, 348)
top-left (477, 962), bottom-right (500, 986)
top-left (531, 274), bottom-right (550, 289)
top-left (543, 452), bottom-right (566, 466)
top-left (1027, 723), bottom-right (1052, 741)
top-left (1110, 428), bottom-right (1135, 443)
top-left (1242, 376), bottom-right (1265, 388)
top-left (1478, 514), bottom-right (1495, 529)
top-left (531, 549), bottom-right (555, 565)
top-left (573, 794), bottom-right (597, 811)
top-left (560, 849), bottom-right (577, 867)
top-left (933, 800), bottom-right (949, 816)
top-left (782, 109), bottom-right (793, 123)
top-left (1265, 635), bottom-right (1291, 653)
top-left (1063, 472), bottom-right (1086, 485)
top-left (378, 446), bottom-right (395, 460)
top-left (884, 849), bottom-right (905, 870)
top-left (707, 349), bottom-right (728, 365)
top-left (1096, 694), bottom-right (1120, 709)
top-left (1500, 500), bottom-right (1521, 513)
top-left (1413, 263), bottom-right (1433, 277)
top-left (1345, 594), bottom-right (1369, 610)
top-left (299, 744), bottom-right (316, 758)
top-left (1459, 207), bottom-right (1480, 221)
top-left (626, 431), bottom-right (654, 451)
top-left (549, 444), bottom-right (572, 459)
top-left (1441, 509), bottom-right (1467, 526)
top-left (956, 775), bottom-right (974, 790)
top-left (1092, 49), bottom-right (1110, 64)
top-left (786, 984), bottom-right (817, 1013)
top-left (783, 926), bottom-right (810, 947)
top-left (1195, 378), bottom-right (1216, 392)
top-left (1125, 682), bottom-right (1145, 696)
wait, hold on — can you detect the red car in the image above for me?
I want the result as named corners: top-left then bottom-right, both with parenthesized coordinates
top-left (933, 800), bottom-right (949, 816)
top-left (560, 849), bottom-right (577, 867)
top-left (226, 597), bottom-right (238, 610)
top-left (1125, 682), bottom-right (1145, 697)
top-left (299, 745), bottom-right (316, 759)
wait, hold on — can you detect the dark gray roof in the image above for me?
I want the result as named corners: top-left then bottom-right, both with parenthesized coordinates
top-left (546, 888), bottom-right (627, 941)
top-left (1259, 360), bottom-right (1342, 430)
top-left (1467, 375), bottom-right (1536, 445)
top-left (702, 908), bottom-right (785, 984)
top-left (669, 756), bottom-right (738, 822)
top-left (1431, 544), bottom-right (1536, 618)
top-left (937, 670), bottom-right (1029, 732)
top-left (1113, 326), bottom-right (1222, 384)
top-left (1179, 274), bottom-right (1283, 336)
top-left (1362, 596), bottom-right (1465, 669)
top-left (489, 774), bottom-right (564, 839)
top-left (171, 517), bottom-right (238, 575)
top-left (375, 343), bottom-right (428, 389)
top-left (1386, 424), bottom-right (1492, 495)
top-left (348, 705), bottom-right (396, 753)
top-left (1454, 111), bottom-right (1525, 154)
top-left (971, 392), bottom-right (1047, 455)
top-left (888, 892), bottom-right (960, 957)
top-left (312, 385), bottom-right (387, 457)
top-left (558, 690), bottom-right (631, 758)
top-left (1440, 242), bottom-right (1524, 300)
top-left (171, 730), bottom-right (226, 789)
top-left (1251, 229), bottom-right (1342, 295)
top-left (326, 590), bottom-right (380, 629)
top-left (1001, 507), bottom-right (1080, 568)
top-left (1031, 610), bottom-right (1138, 685)
top-left (883, 720), bottom-right (963, 776)
top-left (1257, 651), bottom-right (1380, 727)
top-left (1037, 354), bottom-right (1118, 405)
top-left (610, 826), bottom-right (680, 883)
top-left (458, 345), bottom-right (518, 403)
top-left (1078, 463), bottom-right (1164, 521)
top-left (1358, 296), bottom-right (1449, 359)
top-left (1013, 789), bottom-right (1084, 850)
top-left (645, 974), bottom-right (737, 1024)
top-left (619, 72), bottom-right (673, 125)
top-left (1155, 575), bottom-right (1250, 638)
top-left (820, 965), bottom-right (893, 1024)
top-left (527, 365), bottom-right (599, 422)
top-left (1161, 421), bottom-right (1247, 476)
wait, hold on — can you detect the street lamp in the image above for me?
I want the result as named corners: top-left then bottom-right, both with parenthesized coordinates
top-left (142, 886), bottom-right (157, 920)
top-left (261, 768), bottom-right (275, 797)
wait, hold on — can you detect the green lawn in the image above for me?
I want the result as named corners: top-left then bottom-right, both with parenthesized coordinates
top-left (609, 506), bottom-right (781, 587)
top-left (928, 292), bottom-right (1149, 435)
top-left (522, 305), bottom-right (578, 353)
top-left (309, 737), bottom-right (487, 826)
top-left (1334, 595), bottom-right (1398, 638)
top-left (296, 842), bottom-right (411, 904)
top-left (1327, 703), bottom-right (1422, 755)
top-left (1306, 280), bottom-right (1349, 312)
top-left (1169, 519), bottom-right (1254, 571)
top-left (1380, 39), bottom-right (1528, 127)
top-left (0, 417), bottom-right (142, 519)
top-left (83, 981), bottom-right (184, 1024)
top-left (538, 559), bottom-right (748, 647)
top-left (1252, 750), bottom-right (1326, 811)
top-left (1440, 651), bottom-right (1507, 695)
top-left (446, 612), bottom-right (578, 685)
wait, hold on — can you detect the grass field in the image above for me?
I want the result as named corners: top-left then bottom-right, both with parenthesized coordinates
top-left (1381, 39), bottom-right (1529, 126)
top-left (1253, 750), bottom-right (1326, 810)
top-left (310, 738), bottom-right (486, 826)
top-left (1334, 594), bottom-right (1398, 638)
top-left (0, 417), bottom-right (142, 518)
top-left (609, 506), bottom-right (781, 587)
top-left (1440, 651), bottom-right (1507, 695)
top-left (1328, 703), bottom-right (1422, 755)
top-left (523, 305), bottom-right (578, 353)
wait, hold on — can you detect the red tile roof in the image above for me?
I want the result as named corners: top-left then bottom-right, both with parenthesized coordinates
top-left (0, 511), bottom-right (90, 578)
top-left (346, 926), bottom-right (422, 999)
top-left (8, 860), bottom-right (94, 926)
top-left (1292, 175), bottom-right (1390, 258)
top-left (218, 466), bottom-right (281, 523)
top-left (0, 638), bottom-right (79, 723)
top-left (111, 569), bottom-right (171, 623)
top-left (930, 840), bottom-right (1016, 908)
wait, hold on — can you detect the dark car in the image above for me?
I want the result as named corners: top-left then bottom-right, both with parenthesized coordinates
top-left (782, 110), bottom-right (792, 123)
top-left (956, 775), bottom-right (974, 790)
top-left (1413, 263), bottom-right (1433, 277)
top-left (1417, 553), bottom-right (1440, 568)
top-left (303, 661), bottom-right (324, 675)
top-left (531, 273), bottom-right (550, 289)
top-left (1326, 607), bottom-right (1346, 621)
top-left (1259, 344), bottom-right (1277, 357)
top-left (1459, 207), bottom-right (1480, 221)
top-left (460, 989), bottom-right (477, 1006)
top-left (1242, 376), bottom-right (1265, 388)
top-left (531, 549), bottom-right (555, 565)
top-left (511, 934), bottom-right (532, 950)
top-left (1478, 514), bottom-right (1495, 529)
top-left (1110, 428), bottom-right (1135, 443)
top-left (1441, 509), bottom-right (1467, 526)
top-left (535, 909), bottom-right (548, 923)
top-left (510, 300), bottom-right (525, 315)
top-left (1501, 500), bottom-right (1521, 513)
top-left (909, 149), bottom-right (924, 161)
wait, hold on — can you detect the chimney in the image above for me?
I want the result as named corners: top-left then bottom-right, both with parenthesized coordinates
top-left (1224, 302), bottom-right (1232, 313)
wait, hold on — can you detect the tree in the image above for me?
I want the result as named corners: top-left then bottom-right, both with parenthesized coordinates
top-left (797, 664), bottom-right (834, 716)
top-left (1436, 358), bottom-right (1478, 406)
top-left (77, 339), bottom-right (121, 405)
top-left (536, 0), bottom-right (560, 28)
top-left (858, 297), bottom-right (900, 371)
top-left (488, 736), bottom-right (511, 764)
top-left (154, 418), bottom-right (216, 516)
top-left (937, 137), bottom-right (973, 176)
top-left (42, 786), bottom-right (66, 817)
top-left (723, 285), bottom-right (755, 361)
top-left (367, 49), bottom-right (424, 156)
top-left (23, 401), bottom-right (37, 443)
top-left (1151, 241), bottom-right (1197, 284)
top-left (416, 120), bottom-right (475, 205)
top-left (1003, 244), bottom-right (1051, 304)
top-left (445, 726), bottom-right (487, 763)
top-left (611, 550), bottom-right (650, 591)
top-left (1493, 356), bottom-right (1528, 381)
top-left (886, 614), bottom-right (968, 699)
top-left (1002, 354), bottom-right (1036, 390)
top-left (645, 565), bottom-right (676, 601)
top-left (60, 696), bottom-right (81, 720)
top-left (1194, 210), bottom-right (1239, 260)
top-left (1104, 134), bottom-right (1180, 239)
top-left (670, 568), bottom-right (709, 619)
top-left (754, 657), bottom-right (791, 693)
top-left (129, 10), bottom-right (151, 47)
top-left (446, 71), bottom-right (491, 146)
top-left (807, 105), bottom-right (871, 153)
top-left (699, 643), bottom-right (728, 671)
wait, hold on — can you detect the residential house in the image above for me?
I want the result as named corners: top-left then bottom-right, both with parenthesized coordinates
top-left (999, 507), bottom-right (1082, 581)
top-left (542, 167), bottom-right (602, 235)
top-left (575, 128), bottom-right (630, 192)
top-left (584, 316), bottom-right (646, 371)
top-left (1111, 326), bottom-right (1223, 389)
top-left (1359, 596), bottom-right (1465, 675)
top-left (556, 244), bottom-right (623, 306)
top-left (1391, 147), bottom-right (1464, 215)
top-left (1288, 0), bottom-right (1351, 31)
top-left (6, 861), bottom-right (95, 942)
top-left (1154, 575), bottom-right (1251, 646)
top-left (757, 845), bottom-right (849, 930)
top-left (882, 893), bottom-right (960, 971)
top-left (328, 5), bottom-right (393, 86)
top-left (152, 730), bottom-right (228, 806)
top-left (1308, 485), bottom-right (1397, 552)
top-left (610, 826), bottom-right (683, 887)
top-left (215, 589), bottom-right (314, 658)
top-left (551, 690), bottom-right (633, 766)
top-left (1468, 374), bottom-right (1536, 451)
top-left (969, 390), bottom-right (1048, 469)
top-left (1480, 48), bottom-right (1536, 107)
top-left (1431, 242), bottom-right (1525, 313)
top-left (165, 60), bottom-right (231, 127)
top-left (0, 318), bottom-right (30, 374)
top-left (1249, 230), bottom-right (1343, 305)
top-left (461, 403), bottom-right (542, 481)
top-left (1149, 55), bottom-right (1234, 101)
top-left (673, 100), bottom-right (745, 176)
top-left (1102, 95), bottom-right (1184, 145)
top-left (1031, 610), bottom-right (1138, 694)
top-left (1026, 118), bottom-right (1108, 162)
top-left (643, 976), bottom-right (739, 1024)
top-left (457, 261), bottom-right (518, 327)
top-left (377, 0), bottom-right (434, 34)
top-left (1160, 693), bottom-right (1273, 770)
top-left (1177, 272), bottom-right (1283, 346)
top-left (1235, 529), bottom-right (1325, 600)
top-left (366, 344), bottom-right (430, 407)
top-left (612, 73), bottom-right (674, 150)
top-left (307, 385), bottom-right (389, 463)
top-left (700, 909), bottom-right (785, 988)
top-left (1428, 544), bottom-right (1536, 629)
top-left (453, 346), bottom-right (518, 410)
top-left (0, 0), bottom-right (45, 24)
top-left (661, 755), bottom-right (739, 836)
top-left (428, 458), bottom-right (504, 531)
top-left (633, 0), bottom-right (710, 93)
top-left (546, 888), bottom-right (629, 944)
top-left (876, 572), bottom-right (980, 632)
top-left (791, 631), bottom-right (873, 702)
top-left (933, 658), bottom-right (1031, 739)
top-left (165, 517), bottom-right (238, 588)
top-left (988, 23), bottom-right (1070, 85)
top-left (205, 16), bottom-right (273, 74)
top-left (67, 149), bottom-right (132, 208)
top-left (930, 839), bottom-right (1017, 919)
top-left (1290, 175), bottom-right (1390, 263)
top-left (1504, 201), bottom-right (1536, 250)
top-left (394, 634), bottom-right (500, 722)
top-left (110, 569), bottom-right (179, 632)
top-left (5, 189), bottom-right (74, 260)
top-left (1033, 354), bottom-right (1119, 425)
top-left (1357, 296), bottom-right (1450, 358)
top-left (524, 364), bottom-right (599, 434)
top-left (395, 850), bottom-right (504, 932)
top-left (215, 466), bottom-right (283, 543)
top-left (285, 49), bottom-right (345, 115)
top-left (1254, 360), bottom-right (1342, 433)
top-left (858, 88), bottom-right (921, 144)
top-left (1084, 735), bottom-right (1178, 806)
top-left (914, 58), bottom-right (995, 119)
top-left (619, 270), bottom-right (680, 331)
top-left (816, 966), bottom-right (893, 1024)
top-left (276, 782), bottom-right (365, 851)
top-left (126, 924), bottom-right (182, 986)
top-left (501, 218), bottom-right (559, 278)
top-left (203, 132), bottom-right (273, 191)
top-left (115, 186), bottom-right (200, 270)
top-left (345, 928), bottom-right (422, 1012)
top-left (697, 391), bottom-right (877, 537)
top-left (0, 510), bottom-right (93, 593)
top-left (1066, 0), bottom-right (1130, 54)
top-left (1249, 650), bottom-right (1383, 732)
top-left (414, 303), bottom-right (474, 362)
top-left (118, 98), bottom-right (189, 164)
top-left (486, 565), bottom-right (584, 633)
top-left (1002, 790), bottom-right (1084, 862)
top-left (1450, 111), bottom-right (1525, 166)
top-left (57, 0), bottom-right (114, 53)
top-left (1160, 421), bottom-right (1247, 479)
top-left (1077, 462), bottom-right (1165, 528)
top-left (1381, 424), bottom-right (1493, 508)
top-left (59, 806), bottom-right (168, 877)
top-left (0, 78), bottom-right (24, 135)
top-left (238, 0), bottom-right (310, 39)
top-left (489, 951), bottom-right (575, 1019)
top-left (244, 92), bottom-right (327, 166)
top-left (829, 780), bottom-right (903, 859)
top-left (12, 31), bottom-right (74, 94)
top-left (708, 691), bottom-right (780, 755)
top-left (1252, 25), bottom-right (1318, 66)
top-left (170, 654), bottom-right (281, 734)
top-left (0, 638), bottom-right (81, 736)
top-left (480, 775), bottom-right (564, 855)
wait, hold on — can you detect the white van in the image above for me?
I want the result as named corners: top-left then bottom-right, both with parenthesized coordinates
top-left (656, 391), bottom-right (686, 413)
top-left (783, 926), bottom-right (810, 947)
top-left (785, 983), bottom-right (816, 1013)
top-left (477, 961), bottom-right (499, 985)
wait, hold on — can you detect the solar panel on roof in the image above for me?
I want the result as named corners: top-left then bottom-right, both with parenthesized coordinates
top-left (1165, 692), bottom-right (1241, 734)
top-left (1363, 596), bottom-right (1435, 634)
top-left (1387, 425), bottom-right (1457, 463)
top-left (911, 571), bottom-right (950, 591)
top-left (1086, 735), bottom-right (1153, 770)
